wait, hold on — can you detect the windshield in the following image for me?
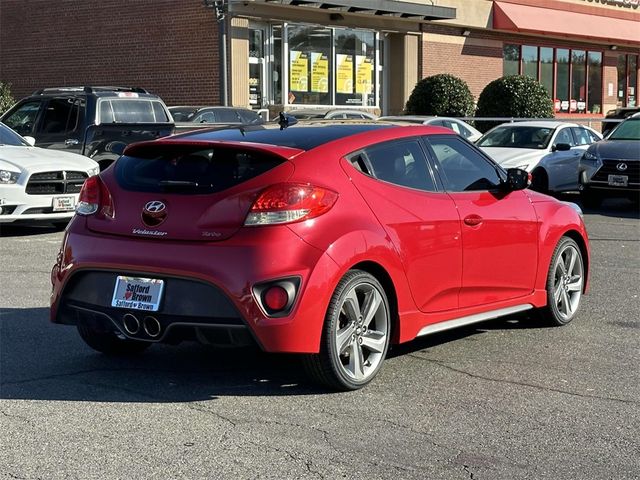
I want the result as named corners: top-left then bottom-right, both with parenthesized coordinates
top-left (0, 122), bottom-right (29, 146)
top-left (477, 126), bottom-right (554, 149)
top-left (608, 118), bottom-right (640, 141)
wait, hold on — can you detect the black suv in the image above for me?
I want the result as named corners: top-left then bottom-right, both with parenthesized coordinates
top-left (1, 86), bottom-right (174, 170)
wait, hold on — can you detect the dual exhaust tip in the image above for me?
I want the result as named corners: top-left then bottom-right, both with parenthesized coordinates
top-left (122, 313), bottom-right (161, 338)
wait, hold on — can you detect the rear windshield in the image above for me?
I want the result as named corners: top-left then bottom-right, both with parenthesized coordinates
top-left (98, 99), bottom-right (171, 124)
top-left (116, 147), bottom-right (285, 194)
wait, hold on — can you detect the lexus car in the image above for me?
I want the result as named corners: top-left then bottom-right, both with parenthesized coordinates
top-left (579, 114), bottom-right (640, 208)
top-left (0, 122), bottom-right (99, 225)
top-left (477, 121), bottom-right (602, 193)
top-left (50, 122), bottom-right (590, 390)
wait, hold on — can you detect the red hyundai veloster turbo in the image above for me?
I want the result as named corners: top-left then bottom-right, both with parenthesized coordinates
top-left (50, 123), bottom-right (590, 390)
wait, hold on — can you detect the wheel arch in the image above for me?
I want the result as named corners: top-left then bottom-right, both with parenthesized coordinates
top-left (350, 261), bottom-right (400, 343)
top-left (562, 229), bottom-right (590, 293)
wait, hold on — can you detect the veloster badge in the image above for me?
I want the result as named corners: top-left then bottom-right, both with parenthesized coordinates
top-left (142, 200), bottom-right (167, 227)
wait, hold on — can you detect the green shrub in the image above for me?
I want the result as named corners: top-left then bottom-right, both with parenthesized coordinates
top-left (0, 81), bottom-right (15, 116)
top-left (405, 74), bottom-right (474, 117)
top-left (475, 75), bottom-right (554, 132)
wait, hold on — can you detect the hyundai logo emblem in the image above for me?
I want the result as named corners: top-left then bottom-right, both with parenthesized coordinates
top-left (616, 163), bottom-right (628, 172)
top-left (142, 200), bottom-right (167, 227)
top-left (144, 201), bottom-right (166, 213)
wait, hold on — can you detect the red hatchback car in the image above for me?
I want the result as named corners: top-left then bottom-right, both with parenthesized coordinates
top-left (50, 123), bottom-right (590, 390)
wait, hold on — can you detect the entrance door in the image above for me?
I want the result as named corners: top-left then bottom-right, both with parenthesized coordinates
top-left (249, 26), bottom-right (267, 109)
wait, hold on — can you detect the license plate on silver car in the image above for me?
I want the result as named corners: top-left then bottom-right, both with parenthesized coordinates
top-left (111, 276), bottom-right (164, 311)
top-left (52, 195), bottom-right (75, 211)
top-left (608, 175), bottom-right (628, 187)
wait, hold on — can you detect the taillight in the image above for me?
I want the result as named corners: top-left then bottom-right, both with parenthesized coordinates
top-left (76, 176), bottom-right (114, 218)
top-left (245, 183), bottom-right (338, 226)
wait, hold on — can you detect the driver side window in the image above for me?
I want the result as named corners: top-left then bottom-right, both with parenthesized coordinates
top-left (425, 136), bottom-right (502, 192)
top-left (554, 128), bottom-right (575, 147)
top-left (3, 101), bottom-right (42, 136)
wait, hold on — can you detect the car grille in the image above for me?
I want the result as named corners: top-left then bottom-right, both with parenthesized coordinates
top-left (592, 160), bottom-right (640, 184)
top-left (26, 171), bottom-right (88, 195)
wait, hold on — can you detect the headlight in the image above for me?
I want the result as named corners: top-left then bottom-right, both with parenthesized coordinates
top-left (0, 170), bottom-right (20, 184)
top-left (87, 166), bottom-right (100, 177)
top-left (581, 151), bottom-right (600, 165)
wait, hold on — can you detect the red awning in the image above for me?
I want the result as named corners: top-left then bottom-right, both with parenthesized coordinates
top-left (493, 1), bottom-right (640, 45)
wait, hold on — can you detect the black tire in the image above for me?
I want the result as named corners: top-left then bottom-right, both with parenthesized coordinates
top-left (77, 323), bottom-right (151, 355)
top-left (539, 237), bottom-right (585, 326)
top-left (303, 270), bottom-right (391, 391)
top-left (530, 168), bottom-right (549, 193)
top-left (580, 188), bottom-right (602, 209)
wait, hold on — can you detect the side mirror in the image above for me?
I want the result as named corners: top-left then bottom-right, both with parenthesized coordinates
top-left (23, 136), bottom-right (36, 146)
top-left (552, 143), bottom-right (571, 152)
top-left (503, 168), bottom-right (530, 191)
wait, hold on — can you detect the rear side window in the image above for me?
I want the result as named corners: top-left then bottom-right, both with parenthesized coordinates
top-left (116, 147), bottom-right (284, 194)
top-left (40, 97), bottom-right (83, 135)
top-left (355, 139), bottom-right (436, 192)
top-left (99, 99), bottom-right (170, 123)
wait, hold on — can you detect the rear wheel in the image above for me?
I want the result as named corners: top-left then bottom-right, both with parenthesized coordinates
top-left (540, 237), bottom-right (584, 326)
top-left (78, 323), bottom-right (151, 355)
top-left (304, 270), bottom-right (391, 391)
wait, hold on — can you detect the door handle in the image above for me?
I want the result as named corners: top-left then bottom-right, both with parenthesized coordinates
top-left (464, 214), bottom-right (483, 226)
top-left (65, 139), bottom-right (79, 146)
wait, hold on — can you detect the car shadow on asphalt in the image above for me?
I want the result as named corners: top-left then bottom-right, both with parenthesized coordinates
top-left (0, 223), bottom-right (66, 237)
top-left (0, 307), bottom-right (547, 401)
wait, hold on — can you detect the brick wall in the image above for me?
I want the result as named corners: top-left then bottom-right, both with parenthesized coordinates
top-left (422, 39), bottom-right (503, 101)
top-left (0, 0), bottom-right (220, 106)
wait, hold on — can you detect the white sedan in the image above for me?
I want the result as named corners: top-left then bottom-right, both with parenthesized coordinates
top-left (477, 121), bottom-right (602, 193)
top-left (0, 122), bottom-right (99, 224)
top-left (379, 116), bottom-right (482, 142)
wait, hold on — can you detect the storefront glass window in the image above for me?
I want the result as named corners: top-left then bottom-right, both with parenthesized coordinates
top-left (629, 55), bottom-right (637, 107)
top-left (288, 25), bottom-right (332, 105)
top-left (522, 46), bottom-right (538, 80)
top-left (503, 44), bottom-right (519, 76)
top-left (571, 50), bottom-right (586, 113)
top-left (334, 29), bottom-right (376, 106)
top-left (587, 52), bottom-right (602, 114)
top-left (557, 49), bottom-right (570, 113)
top-left (540, 47), bottom-right (554, 98)
top-left (617, 54), bottom-right (627, 106)
top-left (273, 25), bottom-right (283, 105)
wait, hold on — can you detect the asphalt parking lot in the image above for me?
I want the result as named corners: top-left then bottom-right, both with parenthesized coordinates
top-left (1, 197), bottom-right (639, 480)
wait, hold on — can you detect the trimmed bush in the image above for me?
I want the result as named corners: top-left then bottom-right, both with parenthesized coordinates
top-left (405, 74), bottom-right (474, 117)
top-left (0, 81), bottom-right (15, 116)
top-left (475, 75), bottom-right (554, 132)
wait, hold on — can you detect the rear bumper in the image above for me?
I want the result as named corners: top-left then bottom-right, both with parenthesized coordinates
top-left (51, 219), bottom-right (339, 353)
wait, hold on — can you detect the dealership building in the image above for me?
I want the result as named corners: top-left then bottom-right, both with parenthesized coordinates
top-left (0, 0), bottom-right (638, 118)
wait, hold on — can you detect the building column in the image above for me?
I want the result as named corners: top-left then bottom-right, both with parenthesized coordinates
top-left (387, 33), bottom-right (419, 115)
top-left (230, 17), bottom-right (250, 108)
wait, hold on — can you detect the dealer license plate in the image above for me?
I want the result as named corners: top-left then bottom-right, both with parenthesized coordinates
top-left (52, 195), bottom-right (75, 212)
top-left (111, 276), bottom-right (164, 311)
top-left (608, 174), bottom-right (628, 187)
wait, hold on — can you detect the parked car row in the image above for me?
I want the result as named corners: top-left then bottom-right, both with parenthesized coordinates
top-left (1, 84), bottom-right (637, 227)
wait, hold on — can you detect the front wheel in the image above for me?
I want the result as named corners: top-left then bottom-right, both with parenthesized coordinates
top-left (540, 237), bottom-right (585, 326)
top-left (304, 270), bottom-right (391, 391)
